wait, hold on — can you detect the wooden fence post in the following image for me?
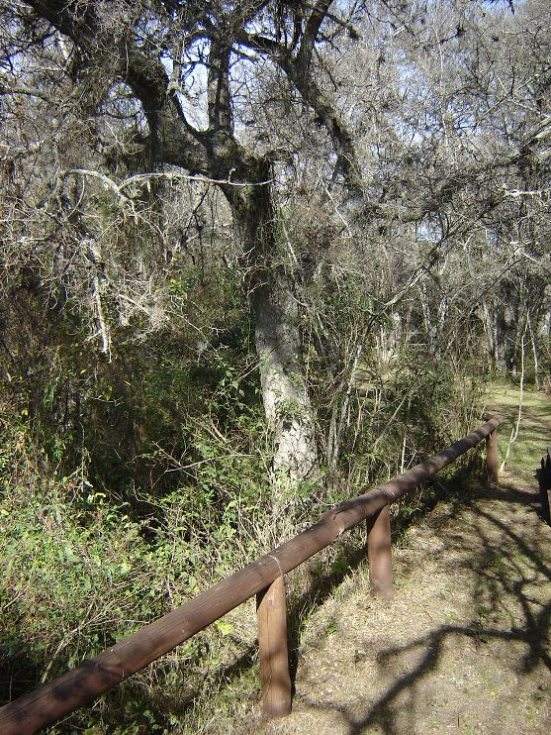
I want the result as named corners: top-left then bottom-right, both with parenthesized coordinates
top-left (486, 429), bottom-right (499, 484)
top-left (539, 449), bottom-right (551, 526)
top-left (367, 504), bottom-right (393, 600)
top-left (256, 576), bottom-right (292, 718)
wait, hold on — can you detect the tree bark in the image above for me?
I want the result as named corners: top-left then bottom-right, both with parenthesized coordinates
top-left (253, 278), bottom-right (318, 493)
top-left (230, 179), bottom-right (318, 498)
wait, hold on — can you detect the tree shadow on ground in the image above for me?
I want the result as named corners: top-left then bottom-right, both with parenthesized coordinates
top-left (297, 475), bottom-right (551, 734)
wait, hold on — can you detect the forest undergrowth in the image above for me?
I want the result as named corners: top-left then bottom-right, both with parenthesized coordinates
top-left (0, 360), bottom-right (504, 735)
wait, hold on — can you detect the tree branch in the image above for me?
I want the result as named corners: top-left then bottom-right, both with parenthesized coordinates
top-left (207, 38), bottom-right (233, 133)
top-left (24, 0), bottom-right (211, 175)
top-left (296, 0), bottom-right (334, 73)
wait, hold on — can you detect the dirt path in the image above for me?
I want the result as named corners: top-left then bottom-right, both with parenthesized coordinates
top-left (236, 387), bottom-right (551, 735)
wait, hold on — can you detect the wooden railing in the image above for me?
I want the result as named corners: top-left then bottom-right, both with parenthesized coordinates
top-left (0, 416), bottom-right (502, 734)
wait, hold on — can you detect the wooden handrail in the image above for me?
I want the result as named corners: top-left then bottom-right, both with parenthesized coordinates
top-left (0, 416), bottom-right (502, 734)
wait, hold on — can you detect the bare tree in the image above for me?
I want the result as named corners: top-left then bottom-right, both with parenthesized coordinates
top-left (4, 0), bottom-right (550, 494)
top-left (9, 0), bottom-right (347, 497)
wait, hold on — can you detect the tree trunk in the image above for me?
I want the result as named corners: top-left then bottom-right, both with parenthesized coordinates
top-left (229, 179), bottom-right (318, 502)
top-left (254, 278), bottom-right (318, 493)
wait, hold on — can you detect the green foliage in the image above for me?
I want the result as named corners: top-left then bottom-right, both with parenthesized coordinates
top-left (0, 388), bottom-right (268, 731)
top-left (0, 263), bottom-right (271, 731)
top-left (1, 429), bottom-right (158, 670)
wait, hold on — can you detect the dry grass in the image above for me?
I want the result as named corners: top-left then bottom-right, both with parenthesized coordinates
top-left (484, 378), bottom-right (551, 480)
